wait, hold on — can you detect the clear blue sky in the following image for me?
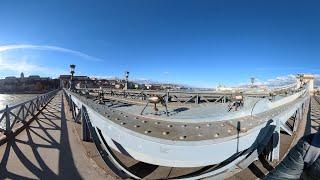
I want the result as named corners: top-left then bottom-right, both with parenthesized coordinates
top-left (0, 0), bottom-right (319, 88)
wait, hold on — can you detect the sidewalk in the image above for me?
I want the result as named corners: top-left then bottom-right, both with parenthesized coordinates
top-left (0, 91), bottom-right (114, 180)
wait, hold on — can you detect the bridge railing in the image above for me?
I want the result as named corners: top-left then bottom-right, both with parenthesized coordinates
top-left (0, 90), bottom-right (59, 134)
top-left (63, 87), bottom-right (310, 178)
top-left (78, 88), bottom-right (276, 105)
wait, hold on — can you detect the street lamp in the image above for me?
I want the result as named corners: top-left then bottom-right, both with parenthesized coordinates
top-left (124, 71), bottom-right (129, 90)
top-left (69, 64), bottom-right (76, 90)
top-left (250, 77), bottom-right (255, 87)
top-left (125, 71), bottom-right (129, 82)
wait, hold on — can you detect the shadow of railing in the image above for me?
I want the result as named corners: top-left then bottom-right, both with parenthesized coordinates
top-left (0, 93), bottom-right (82, 179)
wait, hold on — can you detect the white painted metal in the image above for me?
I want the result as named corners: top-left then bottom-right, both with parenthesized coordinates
top-left (66, 90), bottom-right (309, 168)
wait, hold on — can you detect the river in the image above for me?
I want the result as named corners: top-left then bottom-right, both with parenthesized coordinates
top-left (0, 94), bottom-right (38, 110)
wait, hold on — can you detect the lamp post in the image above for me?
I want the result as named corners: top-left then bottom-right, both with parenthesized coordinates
top-left (69, 64), bottom-right (76, 91)
top-left (124, 71), bottom-right (129, 90)
top-left (250, 77), bottom-right (255, 87)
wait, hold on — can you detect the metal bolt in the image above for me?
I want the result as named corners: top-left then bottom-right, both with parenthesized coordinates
top-left (162, 131), bottom-right (169, 135)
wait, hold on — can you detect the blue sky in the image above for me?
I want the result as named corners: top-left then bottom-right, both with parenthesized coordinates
top-left (0, 0), bottom-right (319, 88)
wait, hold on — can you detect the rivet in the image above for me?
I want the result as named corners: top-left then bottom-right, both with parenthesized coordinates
top-left (167, 124), bottom-right (173, 128)
top-left (121, 122), bottom-right (126, 125)
top-left (206, 124), bottom-right (211, 127)
top-left (134, 125), bottom-right (140, 128)
top-left (162, 131), bottom-right (169, 135)
top-left (181, 124), bottom-right (187, 128)
top-left (144, 130), bottom-right (151, 134)
top-left (179, 136), bottom-right (187, 140)
top-left (142, 120), bottom-right (147, 123)
top-left (196, 126), bottom-right (200, 129)
top-left (214, 133), bottom-right (219, 137)
top-left (155, 122), bottom-right (160, 125)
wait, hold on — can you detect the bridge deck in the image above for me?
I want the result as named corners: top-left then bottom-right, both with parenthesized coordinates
top-left (0, 91), bottom-right (112, 179)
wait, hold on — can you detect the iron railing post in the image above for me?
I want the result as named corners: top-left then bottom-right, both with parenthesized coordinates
top-left (69, 95), bottom-right (72, 111)
top-left (196, 93), bottom-right (199, 104)
top-left (272, 118), bottom-right (281, 161)
top-left (82, 105), bottom-right (91, 142)
top-left (22, 104), bottom-right (25, 121)
top-left (293, 110), bottom-right (300, 132)
top-left (166, 91), bottom-right (169, 106)
top-left (5, 105), bottom-right (11, 135)
top-left (36, 96), bottom-right (40, 111)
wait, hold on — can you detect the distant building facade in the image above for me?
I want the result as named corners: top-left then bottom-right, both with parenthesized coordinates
top-left (0, 73), bottom-right (59, 93)
top-left (58, 75), bottom-right (186, 91)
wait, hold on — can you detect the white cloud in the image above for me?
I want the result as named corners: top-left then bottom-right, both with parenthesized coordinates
top-left (90, 75), bottom-right (118, 79)
top-left (0, 56), bottom-right (67, 77)
top-left (0, 44), bottom-right (103, 62)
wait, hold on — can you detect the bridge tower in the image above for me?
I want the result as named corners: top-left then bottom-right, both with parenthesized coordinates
top-left (296, 74), bottom-right (314, 94)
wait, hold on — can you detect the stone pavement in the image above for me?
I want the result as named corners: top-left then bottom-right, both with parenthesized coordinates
top-left (0, 91), bottom-right (115, 180)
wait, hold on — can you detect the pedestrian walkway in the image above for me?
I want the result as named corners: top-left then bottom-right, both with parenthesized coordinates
top-left (0, 91), bottom-right (114, 180)
top-left (306, 97), bottom-right (320, 134)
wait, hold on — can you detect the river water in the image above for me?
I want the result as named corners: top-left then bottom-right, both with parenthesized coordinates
top-left (0, 94), bottom-right (38, 129)
top-left (0, 94), bottom-right (38, 110)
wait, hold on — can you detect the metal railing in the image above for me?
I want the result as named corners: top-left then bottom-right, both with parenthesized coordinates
top-left (0, 90), bottom-right (58, 134)
top-left (63, 88), bottom-right (311, 179)
top-left (78, 88), bottom-right (260, 104)
top-left (78, 87), bottom-right (304, 105)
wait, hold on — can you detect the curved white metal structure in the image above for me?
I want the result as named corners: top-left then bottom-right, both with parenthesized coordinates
top-left (65, 89), bottom-right (309, 169)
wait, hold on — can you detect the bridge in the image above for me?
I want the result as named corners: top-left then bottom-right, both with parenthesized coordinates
top-left (0, 74), bottom-right (318, 179)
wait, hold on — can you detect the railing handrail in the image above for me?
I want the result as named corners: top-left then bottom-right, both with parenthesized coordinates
top-left (0, 89), bottom-right (59, 114)
top-left (78, 87), bottom-right (302, 97)
top-left (0, 89), bottom-right (59, 133)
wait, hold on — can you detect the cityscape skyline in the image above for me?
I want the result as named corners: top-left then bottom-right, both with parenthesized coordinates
top-left (0, 1), bottom-right (320, 88)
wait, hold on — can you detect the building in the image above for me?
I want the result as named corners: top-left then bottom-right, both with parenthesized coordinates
top-left (59, 75), bottom-right (91, 88)
top-left (0, 75), bottom-right (59, 93)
